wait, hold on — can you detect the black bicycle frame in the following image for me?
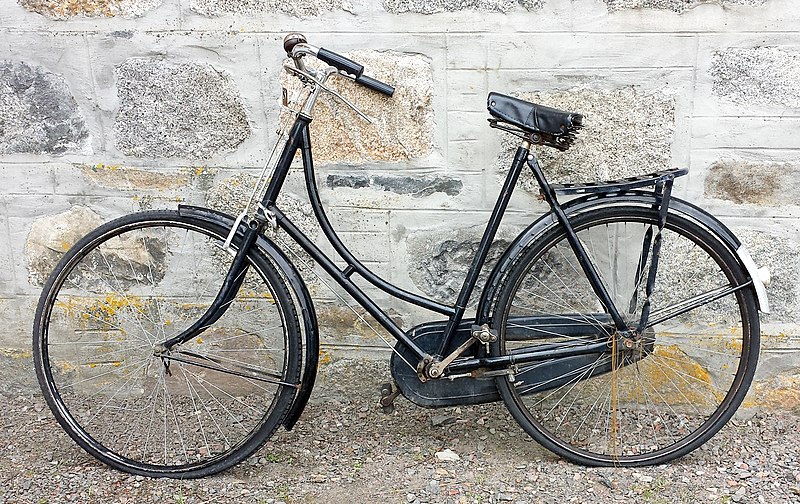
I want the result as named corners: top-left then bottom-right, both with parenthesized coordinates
top-left (164, 114), bottom-right (631, 374)
top-left (262, 115), bottom-right (630, 365)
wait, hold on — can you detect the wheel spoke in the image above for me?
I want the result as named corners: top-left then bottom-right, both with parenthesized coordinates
top-left (494, 206), bottom-right (759, 466)
top-left (34, 212), bottom-right (300, 477)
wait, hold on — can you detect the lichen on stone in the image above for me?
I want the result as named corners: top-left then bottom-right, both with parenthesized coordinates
top-left (80, 163), bottom-right (192, 191)
top-left (0, 61), bottom-right (89, 155)
top-left (281, 50), bottom-right (434, 164)
top-left (17, 0), bottom-right (161, 18)
top-left (190, 0), bottom-right (350, 17)
top-left (114, 58), bottom-right (251, 160)
top-left (384, 0), bottom-right (542, 14)
top-left (712, 46), bottom-right (800, 108)
top-left (603, 0), bottom-right (766, 13)
top-left (496, 87), bottom-right (675, 189)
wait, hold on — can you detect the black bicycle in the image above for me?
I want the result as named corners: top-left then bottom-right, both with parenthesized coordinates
top-left (33, 34), bottom-right (770, 478)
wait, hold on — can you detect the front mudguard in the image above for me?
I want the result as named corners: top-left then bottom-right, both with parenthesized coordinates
top-left (476, 191), bottom-right (769, 325)
top-left (177, 205), bottom-right (318, 430)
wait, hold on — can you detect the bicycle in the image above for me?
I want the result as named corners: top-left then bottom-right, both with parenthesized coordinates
top-left (33, 33), bottom-right (771, 479)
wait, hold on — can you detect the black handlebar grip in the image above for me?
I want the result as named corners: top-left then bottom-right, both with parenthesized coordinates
top-left (317, 48), bottom-right (364, 78)
top-left (355, 75), bottom-right (395, 97)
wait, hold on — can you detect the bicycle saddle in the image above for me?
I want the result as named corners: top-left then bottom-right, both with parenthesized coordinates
top-left (487, 92), bottom-right (583, 151)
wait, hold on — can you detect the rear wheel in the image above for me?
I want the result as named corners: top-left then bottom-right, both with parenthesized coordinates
top-left (492, 205), bottom-right (760, 466)
top-left (33, 211), bottom-right (301, 478)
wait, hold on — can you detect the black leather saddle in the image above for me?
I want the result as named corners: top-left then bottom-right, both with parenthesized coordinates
top-left (487, 92), bottom-right (583, 151)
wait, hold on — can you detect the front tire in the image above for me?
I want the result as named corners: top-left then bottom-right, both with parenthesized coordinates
top-left (492, 205), bottom-right (760, 466)
top-left (33, 210), bottom-right (301, 478)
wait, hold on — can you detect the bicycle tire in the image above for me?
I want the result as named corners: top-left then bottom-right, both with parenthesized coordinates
top-left (491, 204), bottom-right (760, 466)
top-left (33, 210), bottom-right (301, 478)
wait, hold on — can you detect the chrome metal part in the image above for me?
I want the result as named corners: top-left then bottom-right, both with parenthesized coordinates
top-left (736, 245), bottom-right (771, 313)
top-left (427, 327), bottom-right (494, 379)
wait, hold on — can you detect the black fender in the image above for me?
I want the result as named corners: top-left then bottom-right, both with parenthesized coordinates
top-left (177, 205), bottom-right (318, 430)
top-left (476, 190), bottom-right (769, 324)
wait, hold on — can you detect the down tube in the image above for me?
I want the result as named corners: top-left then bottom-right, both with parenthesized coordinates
top-left (268, 205), bottom-right (431, 363)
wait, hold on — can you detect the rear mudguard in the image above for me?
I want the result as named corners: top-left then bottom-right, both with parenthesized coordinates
top-left (177, 205), bottom-right (318, 430)
top-left (476, 190), bottom-right (769, 325)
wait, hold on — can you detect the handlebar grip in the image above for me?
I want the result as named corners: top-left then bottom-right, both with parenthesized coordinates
top-left (355, 75), bottom-right (395, 97)
top-left (317, 48), bottom-right (364, 78)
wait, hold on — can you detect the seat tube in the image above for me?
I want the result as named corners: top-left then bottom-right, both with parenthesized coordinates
top-left (435, 144), bottom-right (530, 357)
top-left (527, 154), bottom-right (629, 331)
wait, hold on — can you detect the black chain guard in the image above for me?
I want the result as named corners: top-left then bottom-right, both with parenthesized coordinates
top-left (390, 319), bottom-right (501, 408)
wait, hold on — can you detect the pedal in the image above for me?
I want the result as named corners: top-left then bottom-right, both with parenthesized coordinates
top-left (379, 382), bottom-right (400, 414)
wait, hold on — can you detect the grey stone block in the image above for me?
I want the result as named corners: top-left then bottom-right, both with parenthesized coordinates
top-left (190, 0), bottom-right (349, 17)
top-left (114, 58), bottom-right (250, 160)
top-left (326, 173), bottom-right (462, 197)
top-left (406, 225), bottom-right (520, 304)
top-left (603, 0), bottom-right (766, 12)
top-left (712, 46), bottom-right (800, 108)
top-left (16, 0), bottom-right (161, 18)
top-left (0, 61), bottom-right (89, 156)
top-left (496, 87), bottom-right (675, 191)
top-left (704, 159), bottom-right (800, 206)
top-left (384, 0), bottom-right (542, 14)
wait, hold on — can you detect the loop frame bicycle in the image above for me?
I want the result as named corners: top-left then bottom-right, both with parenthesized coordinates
top-left (33, 33), bottom-right (770, 478)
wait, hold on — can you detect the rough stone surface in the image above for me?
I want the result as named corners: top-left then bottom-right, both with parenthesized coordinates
top-left (17, 0), bottom-right (161, 18)
top-left (497, 87), bottom-right (675, 190)
top-left (283, 51), bottom-right (433, 164)
top-left (80, 163), bottom-right (192, 191)
top-left (0, 61), bottom-right (89, 156)
top-left (604, 0), bottom-right (766, 12)
top-left (704, 160), bottom-right (800, 206)
top-left (25, 206), bottom-right (104, 287)
top-left (753, 374), bottom-right (800, 410)
top-left (114, 59), bottom-right (250, 160)
top-left (191, 0), bottom-right (350, 16)
top-left (406, 225), bottom-right (519, 304)
top-left (712, 46), bottom-right (800, 108)
top-left (326, 174), bottom-right (462, 197)
top-left (384, 0), bottom-right (542, 14)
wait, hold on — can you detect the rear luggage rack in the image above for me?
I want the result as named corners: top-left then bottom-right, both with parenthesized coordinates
top-left (548, 168), bottom-right (688, 196)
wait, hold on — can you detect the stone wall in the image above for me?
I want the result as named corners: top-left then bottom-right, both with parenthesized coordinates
top-left (2, 0), bottom-right (800, 405)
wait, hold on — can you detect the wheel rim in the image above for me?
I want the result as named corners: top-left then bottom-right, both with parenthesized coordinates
top-left (36, 216), bottom-right (298, 475)
top-left (497, 209), bottom-right (757, 465)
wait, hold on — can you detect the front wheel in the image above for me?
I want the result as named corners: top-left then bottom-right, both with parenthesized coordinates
top-left (492, 205), bottom-right (760, 466)
top-left (33, 210), bottom-right (301, 478)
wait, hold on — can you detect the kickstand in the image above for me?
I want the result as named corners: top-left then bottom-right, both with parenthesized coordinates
top-left (379, 382), bottom-right (400, 414)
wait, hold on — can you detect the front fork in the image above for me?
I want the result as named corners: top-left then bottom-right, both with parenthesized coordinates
top-left (154, 217), bottom-right (264, 353)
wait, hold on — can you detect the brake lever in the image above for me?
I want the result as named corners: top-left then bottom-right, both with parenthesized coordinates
top-left (323, 81), bottom-right (373, 124)
top-left (283, 63), bottom-right (373, 124)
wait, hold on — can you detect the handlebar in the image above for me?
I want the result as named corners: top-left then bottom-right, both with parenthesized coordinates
top-left (284, 33), bottom-right (395, 98)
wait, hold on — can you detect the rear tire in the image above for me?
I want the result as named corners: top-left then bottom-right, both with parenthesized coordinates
top-left (492, 205), bottom-right (760, 466)
top-left (33, 210), bottom-right (301, 478)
